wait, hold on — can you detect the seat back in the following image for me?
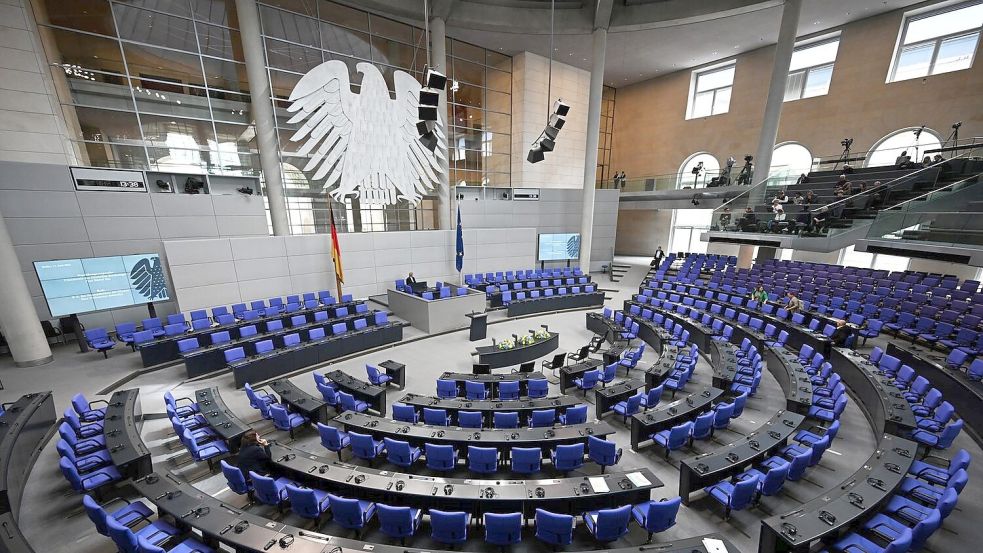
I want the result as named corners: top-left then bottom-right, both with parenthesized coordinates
top-left (468, 446), bottom-right (498, 472)
top-left (349, 432), bottom-right (380, 459)
top-left (534, 509), bottom-right (574, 546)
top-left (457, 411), bottom-right (482, 428)
top-left (499, 381), bottom-right (520, 400)
top-left (105, 516), bottom-right (139, 553)
top-left (425, 443), bottom-right (456, 470)
top-left (82, 494), bottom-right (109, 534)
top-left (530, 409), bottom-right (555, 427)
top-left (692, 411), bottom-right (715, 439)
top-left (587, 435), bottom-right (619, 465)
top-left (511, 447), bottom-right (541, 473)
top-left (465, 381), bottom-right (487, 400)
top-left (430, 509), bottom-right (469, 544)
top-left (378, 504), bottom-right (417, 538)
top-left (318, 422), bottom-right (346, 451)
top-left (423, 408), bottom-right (449, 426)
top-left (730, 476), bottom-right (759, 510)
top-left (221, 459), bottom-right (250, 494)
top-left (593, 505), bottom-right (632, 541)
top-left (328, 494), bottom-right (369, 528)
top-left (493, 411), bottom-right (519, 428)
top-left (392, 403), bottom-right (417, 423)
top-left (562, 404), bottom-right (588, 424)
top-left (485, 512), bottom-right (522, 545)
top-left (787, 450), bottom-right (811, 480)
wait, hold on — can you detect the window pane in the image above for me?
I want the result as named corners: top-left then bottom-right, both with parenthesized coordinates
top-left (114, 5), bottom-right (200, 53)
top-left (75, 107), bottom-right (143, 143)
top-left (260, 5), bottom-right (320, 48)
top-left (370, 36), bottom-right (425, 72)
top-left (264, 38), bottom-right (323, 73)
top-left (209, 89), bottom-right (252, 123)
top-left (39, 0), bottom-right (117, 36)
top-left (122, 0), bottom-right (193, 17)
top-left (905, 3), bottom-right (983, 44)
top-left (692, 90), bottom-right (713, 117)
top-left (784, 70), bottom-right (805, 101)
top-left (44, 27), bottom-right (125, 74)
top-left (263, 0), bottom-right (316, 17)
top-left (802, 64), bottom-right (833, 98)
top-left (140, 113), bottom-right (216, 149)
top-left (789, 39), bottom-right (839, 71)
top-left (712, 86), bottom-right (731, 115)
top-left (201, 56), bottom-right (248, 92)
top-left (317, 0), bottom-right (367, 31)
top-left (197, 23), bottom-right (243, 61)
top-left (696, 66), bottom-right (734, 92)
top-left (64, 71), bottom-right (132, 111)
top-left (451, 59), bottom-right (485, 86)
top-left (485, 67), bottom-right (511, 93)
top-left (932, 32), bottom-right (979, 74)
top-left (122, 43), bottom-right (206, 88)
top-left (193, 0), bottom-right (237, 27)
top-left (369, 14), bottom-right (412, 43)
top-left (81, 142), bottom-right (149, 169)
top-left (321, 23), bottom-right (372, 59)
top-left (134, 84), bottom-right (212, 119)
top-left (451, 40), bottom-right (485, 64)
top-left (894, 42), bottom-right (934, 81)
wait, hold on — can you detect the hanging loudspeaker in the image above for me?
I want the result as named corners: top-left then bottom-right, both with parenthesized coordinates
top-left (548, 113), bottom-right (565, 130)
top-left (419, 89), bottom-right (439, 109)
top-left (416, 121), bottom-right (436, 135)
top-left (420, 132), bottom-right (438, 152)
top-left (552, 99), bottom-right (569, 117)
top-left (425, 68), bottom-right (447, 90)
top-left (539, 136), bottom-right (555, 152)
top-left (527, 143), bottom-right (545, 163)
top-left (418, 105), bottom-right (438, 121)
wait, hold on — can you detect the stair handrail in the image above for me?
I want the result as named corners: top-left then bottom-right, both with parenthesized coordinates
top-left (881, 171), bottom-right (983, 212)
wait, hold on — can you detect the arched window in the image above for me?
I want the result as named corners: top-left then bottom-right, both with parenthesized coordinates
top-left (866, 128), bottom-right (942, 168)
top-left (771, 142), bottom-right (813, 177)
top-left (677, 152), bottom-right (720, 188)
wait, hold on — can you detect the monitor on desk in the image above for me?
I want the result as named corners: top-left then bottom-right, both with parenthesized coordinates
top-left (409, 281), bottom-right (428, 294)
top-left (473, 363), bottom-right (491, 375)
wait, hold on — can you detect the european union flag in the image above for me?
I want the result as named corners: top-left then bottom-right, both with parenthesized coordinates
top-left (455, 206), bottom-right (464, 272)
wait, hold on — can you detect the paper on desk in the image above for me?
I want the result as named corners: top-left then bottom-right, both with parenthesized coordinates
top-left (703, 538), bottom-right (729, 553)
top-left (627, 471), bottom-right (650, 487)
top-left (588, 477), bottom-right (609, 493)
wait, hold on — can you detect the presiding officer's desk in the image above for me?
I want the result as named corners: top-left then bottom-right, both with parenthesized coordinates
top-left (386, 287), bottom-right (486, 334)
top-left (229, 322), bottom-right (404, 388)
top-left (103, 389), bottom-right (152, 479)
top-left (830, 348), bottom-right (917, 437)
top-left (474, 332), bottom-right (560, 369)
top-left (136, 299), bottom-right (363, 367)
top-left (678, 410), bottom-right (805, 505)
top-left (0, 392), bottom-right (55, 519)
top-left (134, 471), bottom-right (729, 553)
top-left (323, 370), bottom-right (387, 416)
top-left (335, 412), bottom-right (618, 454)
top-left (194, 387), bottom-right (250, 451)
top-left (758, 434), bottom-right (918, 553)
top-left (765, 346), bottom-right (816, 414)
top-left (505, 291), bottom-right (606, 317)
top-left (270, 443), bottom-right (662, 517)
top-left (887, 342), bottom-right (983, 445)
top-left (397, 394), bottom-right (581, 426)
top-left (559, 359), bottom-right (604, 392)
top-left (270, 379), bottom-right (330, 423)
top-left (630, 387), bottom-right (725, 450)
top-left (439, 371), bottom-right (548, 397)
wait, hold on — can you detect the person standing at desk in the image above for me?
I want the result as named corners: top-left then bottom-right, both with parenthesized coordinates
top-left (753, 285), bottom-right (769, 305)
top-left (830, 319), bottom-right (853, 347)
top-left (785, 292), bottom-right (802, 314)
top-left (237, 430), bottom-right (272, 481)
top-left (406, 272), bottom-right (417, 286)
top-left (653, 246), bottom-right (665, 266)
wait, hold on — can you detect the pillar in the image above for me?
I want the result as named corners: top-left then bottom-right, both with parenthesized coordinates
top-left (234, 0), bottom-right (290, 236)
top-left (751, 0), bottom-right (802, 199)
top-left (579, 27), bottom-right (607, 273)
top-left (430, 16), bottom-right (452, 231)
top-left (0, 211), bottom-right (52, 366)
top-left (736, 245), bottom-right (756, 269)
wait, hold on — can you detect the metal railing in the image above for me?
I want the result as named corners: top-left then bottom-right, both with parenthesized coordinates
top-left (875, 211), bottom-right (983, 247)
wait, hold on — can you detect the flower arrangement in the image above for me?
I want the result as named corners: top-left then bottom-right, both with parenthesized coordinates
top-left (497, 338), bottom-right (515, 350)
top-left (533, 329), bottom-right (551, 340)
top-left (517, 335), bottom-right (536, 346)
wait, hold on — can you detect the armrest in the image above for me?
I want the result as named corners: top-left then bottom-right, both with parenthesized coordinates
top-left (173, 396), bottom-right (196, 406)
top-left (318, 495), bottom-right (331, 509)
top-left (88, 399), bottom-right (110, 408)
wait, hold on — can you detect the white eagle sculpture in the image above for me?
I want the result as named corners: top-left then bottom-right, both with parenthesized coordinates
top-left (286, 60), bottom-right (446, 206)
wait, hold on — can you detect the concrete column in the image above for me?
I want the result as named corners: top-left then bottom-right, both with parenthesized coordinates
top-left (0, 211), bottom-right (52, 366)
top-left (736, 245), bottom-right (756, 269)
top-left (430, 16), bottom-right (452, 231)
top-left (751, 0), bottom-right (802, 199)
top-left (579, 26), bottom-right (607, 273)
top-left (234, 0), bottom-right (290, 236)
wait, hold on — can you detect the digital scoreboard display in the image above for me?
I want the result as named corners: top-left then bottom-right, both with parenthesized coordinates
top-left (34, 254), bottom-right (170, 317)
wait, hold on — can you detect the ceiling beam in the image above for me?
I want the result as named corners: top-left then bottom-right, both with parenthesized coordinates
top-left (594, 0), bottom-right (614, 29)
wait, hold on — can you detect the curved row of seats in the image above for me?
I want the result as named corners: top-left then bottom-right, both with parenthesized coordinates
top-left (435, 377), bottom-right (549, 399)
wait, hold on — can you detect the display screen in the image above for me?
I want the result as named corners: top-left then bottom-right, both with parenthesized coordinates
top-left (538, 233), bottom-right (581, 261)
top-left (34, 254), bottom-right (170, 317)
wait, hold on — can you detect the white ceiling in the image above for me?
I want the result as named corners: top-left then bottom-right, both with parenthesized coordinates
top-left (448, 0), bottom-right (927, 86)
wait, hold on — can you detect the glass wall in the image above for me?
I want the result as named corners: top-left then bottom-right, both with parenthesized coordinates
top-left (258, 0), bottom-right (510, 232)
top-left (33, 0), bottom-right (259, 175)
top-left (596, 85), bottom-right (615, 186)
top-left (32, 0), bottom-right (511, 234)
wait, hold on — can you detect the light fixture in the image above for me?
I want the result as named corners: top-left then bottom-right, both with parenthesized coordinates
top-left (414, 1), bottom-right (446, 153)
top-left (528, 0), bottom-right (570, 164)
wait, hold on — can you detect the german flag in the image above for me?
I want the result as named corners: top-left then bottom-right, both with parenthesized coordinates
top-left (329, 207), bottom-right (344, 285)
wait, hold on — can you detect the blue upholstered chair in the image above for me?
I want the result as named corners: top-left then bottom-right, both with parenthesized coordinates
top-left (583, 504), bottom-right (631, 542)
top-left (534, 509), bottom-right (574, 548)
top-left (704, 474), bottom-right (759, 519)
top-left (430, 509), bottom-right (470, 546)
top-left (269, 404), bottom-right (308, 438)
top-left (559, 404), bottom-right (588, 425)
top-left (511, 447), bottom-right (542, 473)
top-left (425, 443), bottom-right (458, 472)
top-left (631, 497), bottom-right (681, 542)
top-left (551, 443), bottom-right (584, 473)
top-left (376, 504), bottom-right (423, 545)
top-left (327, 494), bottom-right (376, 537)
top-left (317, 422), bottom-right (350, 460)
top-left (349, 431), bottom-right (385, 464)
top-left (383, 438), bottom-right (421, 468)
top-left (484, 512), bottom-right (522, 548)
top-left (588, 436), bottom-right (622, 473)
top-left (285, 484), bottom-right (331, 526)
top-left (468, 446), bottom-right (498, 473)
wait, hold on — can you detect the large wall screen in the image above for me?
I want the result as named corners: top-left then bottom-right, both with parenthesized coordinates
top-left (538, 233), bottom-right (581, 261)
top-left (34, 254), bottom-right (170, 317)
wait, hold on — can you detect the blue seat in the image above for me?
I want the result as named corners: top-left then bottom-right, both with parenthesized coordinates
top-left (423, 407), bottom-right (452, 426)
top-left (383, 438), bottom-right (421, 468)
top-left (574, 368), bottom-right (601, 394)
top-left (82, 494), bottom-right (152, 536)
top-left (436, 379), bottom-right (458, 398)
top-left (349, 431), bottom-right (385, 464)
top-left (498, 381), bottom-right (520, 400)
top-left (529, 408), bottom-right (555, 428)
top-left (285, 484), bottom-right (330, 525)
top-left (829, 527), bottom-right (911, 553)
top-left (250, 472), bottom-right (296, 508)
top-left (59, 456), bottom-right (121, 492)
top-left (220, 460), bottom-right (251, 496)
top-left (106, 515), bottom-right (180, 553)
top-left (527, 378), bottom-right (549, 398)
top-left (457, 411), bottom-right (482, 428)
top-left (559, 404), bottom-right (588, 425)
top-left (465, 381), bottom-right (488, 400)
top-left (511, 447), bottom-right (542, 473)
top-left (327, 494), bottom-right (376, 537)
top-left (116, 322), bottom-right (137, 349)
top-left (640, 385), bottom-right (663, 410)
top-left (534, 508), bottom-right (574, 548)
top-left (551, 442), bottom-right (584, 473)
top-left (652, 421), bottom-right (693, 460)
top-left (377, 504), bottom-right (422, 545)
top-left (392, 403), bottom-right (418, 423)
top-left (338, 391), bottom-right (369, 413)
top-left (713, 402), bottom-right (735, 430)
top-left (691, 411), bottom-right (715, 441)
top-left (583, 504), bottom-right (631, 542)
top-left (493, 411), bottom-right (519, 429)
top-left (862, 509), bottom-right (940, 551)
top-left (425, 443), bottom-right (458, 472)
top-left (366, 364), bottom-right (393, 386)
top-left (484, 512), bottom-right (522, 547)
top-left (317, 422), bottom-right (350, 460)
top-left (631, 497), bottom-right (681, 542)
top-left (468, 445), bottom-right (498, 472)
top-left (84, 328), bottom-right (115, 357)
top-left (430, 509), bottom-right (470, 546)
top-left (612, 392), bottom-right (643, 423)
top-left (269, 404), bottom-right (308, 438)
top-left (907, 448), bottom-right (970, 487)
top-left (704, 474), bottom-right (758, 519)
top-left (741, 460), bottom-right (790, 501)
top-left (588, 436), bottom-right (622, 473)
